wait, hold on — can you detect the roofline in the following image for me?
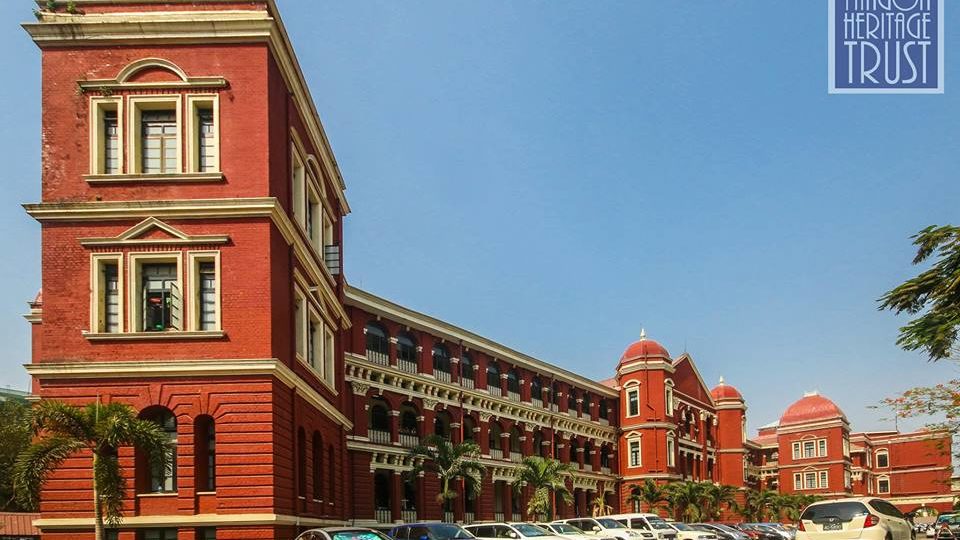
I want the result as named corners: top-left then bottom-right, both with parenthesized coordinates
top-left (345, 285), bottom-right (618, 397)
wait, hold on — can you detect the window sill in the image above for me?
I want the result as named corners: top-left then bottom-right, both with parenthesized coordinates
top-left (84, 330), bottom-right (225, 341)
top-left (84, 172), bottom-right (225, 184)
top-left (196, 491), bottom-right (216, 495)
top-left (137, 492), bottom-right (178, 498)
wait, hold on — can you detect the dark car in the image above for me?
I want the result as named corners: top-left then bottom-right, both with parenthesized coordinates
top-left (693, 524), bottom-right (750, 540)
top-left (733, 525), bottom-right (781, 540)
top-left (389, 523), bottom-right (476, 540)
top-left (297, 528), bottom-right (396, 540)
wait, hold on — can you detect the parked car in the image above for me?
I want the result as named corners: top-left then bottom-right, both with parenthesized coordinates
top-left (666, 522), bottom-right (717, 540)
top-left (735, 525), bottom-right (782, 540)
top-left (797, 498), bottom-right (912, 540)
top-left (553, 518), bottom-right (654, 540)
top-left (692, 524), bottom-right (750, 540)
top-left (748, 525), bottom-right (793, 540)
top-left (539, 522), bottom-right (609, 540)
top-left (465, 523), bottom-right (570, 540)
top-left (297, 528), bottom-right (396, 540)
top-left (934, 514), bottom-right (960, 540)
top-left (606, 513), bottom-right (678, 540)
top-left (390, 523), bottom-right (476, 540)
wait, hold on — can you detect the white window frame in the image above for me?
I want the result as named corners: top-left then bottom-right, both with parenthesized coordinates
top-left (306, 183), bottom-right (322, 251)
top-left (804, 471), bottom-right (817, 490)
top-left (127, 95), bottom-right (183, 175)
top-left (818, 470), bottom-right (829, 489)
top-left (626, 386), bottom-right (640, 418)
top-left (793, 473), bottom-right (802, 490)
top-left (187, 251), bottom-right (221, 332)
top-left (875, 449), bottom-right (889, 468)
top-left (818, 439), bottom-right (827, 457)
top-left (877, 475), bottom-right (890, 494)
top-left (291, 142), bottom-right (306, 227)
top-left (664, 380), bottom-right (675, 417)
top-left (307, 307), bottom-right (323, 371)
top-left (90, 253), bottom-right (124, 333)
top-left (89, 96), bottom-right (124, 175)
top-left (666, 436), bottom-right (675, 467)
top-left (294, 287), bottom-right (307, 361)
top-left (323, 324), bottom-right (336, 386)
top-left (628, 438), bottom-right (642, 468)
top-left (128, 252), bottom-right (183, 333)
top-left (792, 442), bottom-right (801, 460)
top-left (186, 95), bottom-right (220, 173)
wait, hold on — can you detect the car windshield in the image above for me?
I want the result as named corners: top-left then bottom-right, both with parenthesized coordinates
top-left (597, 519), bottom-right (626, 529)
top-left (649, 520), bottom-right (674, 531)
top-left (711, 525), bottom-right (742, 534)
top-left (551, 525), bottom-right (582, 534)
top-left (801, 502), bottom-right (870, 523)
top-left (330, 531), bottom-right (394, 540)
top-left (514, 525), bottom-right (550, 537)
top-left (672, 524), bottom-right (694, 531)
top-left (939, 516), bottom-right (960, 525)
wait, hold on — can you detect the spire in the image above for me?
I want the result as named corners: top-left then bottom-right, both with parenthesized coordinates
top-left (639, 327), bottom-right (647, 341)
top-left (718, 376), bottom-right (725, 385)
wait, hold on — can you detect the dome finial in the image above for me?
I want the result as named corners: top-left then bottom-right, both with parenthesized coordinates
top-left (640, 327), bottom-right (647, 341)
top-left (719, 376), bottom-right (725, 385)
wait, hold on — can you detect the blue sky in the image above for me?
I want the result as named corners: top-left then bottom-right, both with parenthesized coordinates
top-left (0, 1), bottom-right (958, 434)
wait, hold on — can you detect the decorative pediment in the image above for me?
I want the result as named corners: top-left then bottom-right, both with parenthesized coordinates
top-left (79, 217), bottom-right (229, 247)
top-left (78, 58), bottom-right (228, 92)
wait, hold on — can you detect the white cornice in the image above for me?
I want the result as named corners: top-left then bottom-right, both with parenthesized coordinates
top-left (345, 286), bottom-right (618, 398)
top-left (25, 358), bottom-right (353, 429)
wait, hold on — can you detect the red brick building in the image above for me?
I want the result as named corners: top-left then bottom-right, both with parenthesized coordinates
top-left (17, 1), bottom-right (955, 539)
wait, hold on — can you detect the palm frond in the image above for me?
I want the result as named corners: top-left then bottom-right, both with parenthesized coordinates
top-left (94, 451), bottom-right (126, 526)
top-left (13, 436), bottom-right (86, 510)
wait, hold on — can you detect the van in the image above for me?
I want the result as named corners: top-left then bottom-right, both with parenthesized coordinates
top-left (606, 514), bottom-right (678, 540)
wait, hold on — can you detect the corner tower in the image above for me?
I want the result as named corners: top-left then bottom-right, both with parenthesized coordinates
top-left (711, 377), bottom-right (747, 487)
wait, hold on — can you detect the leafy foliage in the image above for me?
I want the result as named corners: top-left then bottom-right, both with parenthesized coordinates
top-left (408, 435), bottom-right (486, 508)
top-left (511, 456), bottom-right (573, 521)
top-left (628, 479), bottom-right (667, 514)
top-left (0, 399), bottom-right (33, 511)
top-left (14, 400), bottom-right (172, 540)
top-left (880, 378), bottom-right (960, 458)
top-left (879, 225), bottom-right (960, 361)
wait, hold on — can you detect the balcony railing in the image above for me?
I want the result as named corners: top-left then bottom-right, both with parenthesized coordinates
top-left (399, 433), bottom-right (420, 448)
top-left (510, 451), bottom-right (523, 463)
top-left (490, 447), bottom-right (504, 460)
top-left (601, 466), bottom-right (611, 474)
top-left (464, 512), bottom-right (476, 524)
top-left (398, 359), bottom-right (418, 374)
top-left (488, 386), bottom-right (503, 398)
top-left (433, 369), bottom-right (452, 383)
top-left (494, 512), bottom-right (505, 522)
top-left (401, 510), bottom-right (418, 523)
top-left (550, 404), bottom-right (559, 412)
top-left (507, 391), bottom-right (520, 402)
top-left (512, 513), bottom-right (522, 522)
top-left (461, 377), bottom-right (475, 389)
top-left (375, 508), bottom-right (392, 524)
top-left (531, 397), bottom-right (543, 408)
top-left (369, 429), bottom-right (391, 445)
top-left (599, 418), bottom-right (609, 426)
top-left (366, 349), bottom-right (389, 366)
top-left (583, 463), bottom-right (593, 472)
top-left (444, 511), bottom-right (455, 523)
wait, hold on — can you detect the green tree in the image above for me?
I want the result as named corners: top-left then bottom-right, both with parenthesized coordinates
top-left (408, 435), bottom-right (486, 514)
top-left (664, 481), bottom-right (706, 522)
top-left (628, 479), bottom-right (667, 515)
top-left (0, 399), bottom-right (32, 511)
top-left (879, 225), bottom-right (960, 361)
top-left (511, 456), bottom-right (573, 521)
top-left (701, 483), bottom-right (739, 521)
top-left (13, 400), bottom-right (171, 540)
top-left (735, 489), bottom-right (778, 522)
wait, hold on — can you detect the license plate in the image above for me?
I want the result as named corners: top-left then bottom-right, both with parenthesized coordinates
top-left (823, 523), bottom-right (842, 531)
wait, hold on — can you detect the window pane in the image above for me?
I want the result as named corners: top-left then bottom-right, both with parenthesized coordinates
top-left (103, 263), bottom-right (120, 333)
top-left (141, 110), bottom-right (177, 174)
top-left (198, 108), bottom-right (215, 172)
top-left (142, 263), bottom-right (177, 331)
top-left (198, 262), bottom-right (216, 331)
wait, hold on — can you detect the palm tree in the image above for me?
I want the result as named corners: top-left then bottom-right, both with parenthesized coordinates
top-left (512, 456), bottom-right (573, 521)
top-left (590, 482), bottom-right (613, 517)
top-left (665, 481), bottom-right (706, 522)
top-left (408, 435), bottom-right (486, 514)
top-left (702, 483), bottom-right (739, 521)
top-left (736, 489), bottom-right (778, 522)
top-left (629, 479), bottom-right (667, 515)
top-left (13, 400), bottom-right (171, 540)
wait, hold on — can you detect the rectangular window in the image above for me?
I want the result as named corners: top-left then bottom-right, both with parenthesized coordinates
top-left (187, 96), bottom-right (219, 173)
top-left (844, 470), bottom-right (852, 489)
top-left (876, 451), bottom-right (889, 468)
top-left (818, 439), bottom-right (827, 457)
top-left (90, 97), bottom-right (123, 175)
top-left (628, 440), bottom-right (641, 467)
top-left (793, 473), bottom-right (802, 490)
top-left (197, 109), bottom-right (215, 172)
top-left (198, 529), bottom-right (216, 540)
top-left (322, 211), bottom-right (334, 249)
top-left (141, 529), bottom-right (178, 540)
top-left (878, 478), bottom-right (890, 494)
top-left (307, 187), bottom-right (321, 249)
top-left (198, 262), bottom-right (217, 330)
top-left (792, 442), bottom-right (801, 460)
top-left (292, 146), bottom-right (306, 226)
top-left (627, 388), bottom-right (639, 417)
top-left (104, 110), bottom-right (120, 174)
top-left (307, 313), bottom-right (321, 370)
top-left (92, 254), bottom-right (124, 334)
top-left (804, 472), bottom-right (817, 490)
top-left (141, 263), bottom-right (180, 331)
top-left (819, 470), bottom-right (829, 489)
top-left (665, 386), bottom-right (674, 416)
top-left (803, 441), bottom-right (816, 458)
top-left (324, 325), bottom-right (335, 384)
top-left (666, 439), bottom-right (675, 467)
top-left (141, 111), bottom-right (178, 174)
top-left (294, 291), bottom-right (306, 359)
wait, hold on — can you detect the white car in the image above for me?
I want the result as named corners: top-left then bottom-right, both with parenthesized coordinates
top-left (666, 523), bottom-right (717, 540)
top-left (539, 523), bottom-right (609, 540)
top-left (465, 523), bottom-right (565, 540)
top-left (797, 498), bottom-right (913, 540)
top-left (554, 518), bottom-right (656, 540)
top-left (607, 514), bottom-right (679, 540)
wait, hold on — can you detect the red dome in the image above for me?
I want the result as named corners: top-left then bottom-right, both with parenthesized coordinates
top-left (780, 392), bottom-right (845, 426)
top-left (711, 378), bottom-right (743, 401)
top-left (619, 331), bottom-right (670, 366)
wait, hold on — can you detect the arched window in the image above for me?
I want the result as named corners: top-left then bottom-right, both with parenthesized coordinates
top-left (598, 398), bottom-right (608, 420)
top-left (461, 353), bottom-right (474, 383)
top-left (141, 407), bottom-right (177, 493)
top-left (399, 402), bottom-right (420, 445)
top-left (487, 362), bottom-right (501, 389)
top-left (507, 369), bottom-right (520, 394)
top-left (582, 392), bottom-right (592, 417)
top-left (365, 322), bottom-right (389, 365)
top-left (554, 433), bottom-right (563, 460)
top-left (312, 431), bottom-right (323, 500)
top-left (432, 344), bottom-right (451, 381)
top-left (195, 415), bottom-right (215, 492)
top-left (397, 333), bottom-right (417, 370)
top-left (600, 444), bottom-right (611, 468)
top-left (569, 438), bottom-right (579, 464)
top-left (584, 440), bottom-right (594, 466)
top-left (489, 422), bottom-right (503, 453)
top-left (568, 389), bottom-right (578, 412)
top-left (463, 415), bottom-right (477, 443)
top-left (296, 428), bottom-right (307, 496)
top-left (530, 377), bottom-right (543, 403)
top-left (510, 427), bottom-right (522, 454)
top-left (369, 397), bottom-right (390, 433)
top-left (664, 380), bottom-right (675, 416)
top-left (434, 410), bottom-right (452, 439)
top-left (374, 471), bottom-right (391, 520)
top-left (552, 382), bottom-right (561, 407)
top-left (533, 429), bottom-right (545, 457)
top-left (875, 449), bottom-right (889, 468)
